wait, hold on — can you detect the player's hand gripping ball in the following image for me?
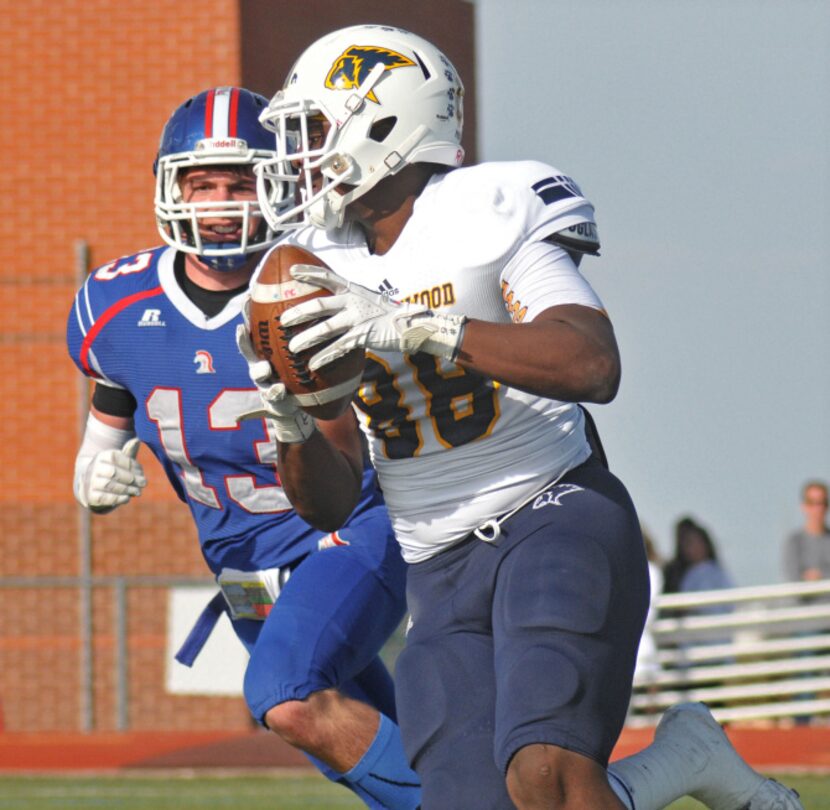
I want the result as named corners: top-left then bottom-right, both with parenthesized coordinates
top-left (248, 244), bottom-right (366, 420)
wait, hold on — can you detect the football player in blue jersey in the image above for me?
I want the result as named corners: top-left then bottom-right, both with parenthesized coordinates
top-left (67, 86), bottom-right (420, 810)
top-left (243, 26), bottom-right (804, 810)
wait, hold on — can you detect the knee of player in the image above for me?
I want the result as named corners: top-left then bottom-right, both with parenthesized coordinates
top-left (507, 744), bottom-right (613, 809)
top-left (263, 692), bottom-right (329, 747)
top-left (506, 745), bottom-right (575, 806)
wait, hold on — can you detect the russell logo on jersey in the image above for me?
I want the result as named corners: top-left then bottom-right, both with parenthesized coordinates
top-left (137, 309), bottom-right (165, 327)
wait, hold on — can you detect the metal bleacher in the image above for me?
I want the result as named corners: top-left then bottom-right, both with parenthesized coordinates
top-left (629, 579), bottom-right (830, 727)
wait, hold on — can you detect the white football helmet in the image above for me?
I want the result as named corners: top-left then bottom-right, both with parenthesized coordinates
top-left (256, 25), bottom-right (465, 230)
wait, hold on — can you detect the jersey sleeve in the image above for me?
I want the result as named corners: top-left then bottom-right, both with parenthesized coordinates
top-left (518, 162), bottom-right (598, 245)
top-left (66, 247), bottom-right (163, 387)
top-left (477, 160), bottom-right (599, 247)
top-left (495, 162), bottom-right (604, 322)
top-left (431, 161), bottom-right (599, 276)
top-left (67, 275), bottom-right (123, 386)
top-left (500, 239), bottom-right (604, 323)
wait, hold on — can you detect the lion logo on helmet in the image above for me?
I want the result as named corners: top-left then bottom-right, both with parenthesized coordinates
top-left (325, 46), bottom-right (416, 103)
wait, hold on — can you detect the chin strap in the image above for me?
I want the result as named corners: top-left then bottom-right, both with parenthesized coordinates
top-left (199, 247), bottom-right (250, 272)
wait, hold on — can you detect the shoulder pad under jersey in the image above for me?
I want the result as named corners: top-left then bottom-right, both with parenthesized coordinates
top-left (547, 220), bottom-right (601, 257)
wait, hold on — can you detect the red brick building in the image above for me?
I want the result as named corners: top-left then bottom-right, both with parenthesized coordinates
top-left (1, 0), bottom-right (475, 732)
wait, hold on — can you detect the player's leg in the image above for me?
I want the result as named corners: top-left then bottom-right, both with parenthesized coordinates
top-left (343, 653), bottom-right (398, 720)
top-left (234, 618), bottom-right (393, 807)
top-left (241, 518), bottom-right (419, 810)
top-left (508, 745), bottom-right (626, 809)
top-left (394, 536), bottom-right (516, 809)
top-left (492, 459), bottom-right (804, 810)
top-left (265, 686), bottom-right (417, 810)
top-left (492, 457), bottom-right (648, 809)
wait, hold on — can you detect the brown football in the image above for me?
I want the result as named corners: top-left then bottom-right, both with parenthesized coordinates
top-left (249, 244), bottom-right (365, 420)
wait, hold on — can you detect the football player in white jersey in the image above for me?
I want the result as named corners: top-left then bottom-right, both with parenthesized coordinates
top-left (241, 25), bottom-right (803, 810)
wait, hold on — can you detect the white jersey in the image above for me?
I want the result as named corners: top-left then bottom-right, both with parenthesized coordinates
top-left (286, 160), bottom-right (606, 562)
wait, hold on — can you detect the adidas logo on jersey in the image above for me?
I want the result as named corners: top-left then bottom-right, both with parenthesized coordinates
top-left (377, 278), bottom-right (400, 299)
top-left (137, 308), bottom-right (165, 327)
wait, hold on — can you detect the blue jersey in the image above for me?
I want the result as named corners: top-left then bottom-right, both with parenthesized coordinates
top-left (66, 245), bottom-right (384, 574)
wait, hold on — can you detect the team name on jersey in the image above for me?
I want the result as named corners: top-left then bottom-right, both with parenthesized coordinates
top-left (400, 282), bottom-right (456, 309)
top-left (501, 281), bottom-right (527, 323)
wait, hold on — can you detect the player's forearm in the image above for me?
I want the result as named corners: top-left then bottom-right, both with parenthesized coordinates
top-left (277, 432), bottom-right (362, 532)
top-left (455, 306), bottom-right (621, 403)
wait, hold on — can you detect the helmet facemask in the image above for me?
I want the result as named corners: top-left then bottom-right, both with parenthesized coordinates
top-left (153, 88), bottom-right (295, 271)
top-left (156, 149), bottom-right (286, 271)
top-left (256, 98), bottom-right (355, 232)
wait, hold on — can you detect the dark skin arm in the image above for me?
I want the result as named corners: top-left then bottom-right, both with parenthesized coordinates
top-left (455, 304), bottom-right (621, 403)
top-left (344, 165), bottom-right (620, 403)
top-left (277, 407), bottom-right (365, 532)
top-left (277, 302), bottom-right (620, 531)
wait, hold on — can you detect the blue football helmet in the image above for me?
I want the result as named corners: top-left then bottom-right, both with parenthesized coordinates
top-left (154, 87), bottom-right (289, 271)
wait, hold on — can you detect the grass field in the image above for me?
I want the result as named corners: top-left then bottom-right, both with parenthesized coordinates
top-left (0, 772), bottom-right (827, 810)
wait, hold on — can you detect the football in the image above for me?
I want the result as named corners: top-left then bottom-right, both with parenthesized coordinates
top-left (248, 244), bottom-right (366, 420)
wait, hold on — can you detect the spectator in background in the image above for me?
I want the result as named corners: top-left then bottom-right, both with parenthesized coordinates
top-left (662, 517), bottom-right (735, 609)
top-left (663, 517), bottom-right (735, 628)
top-left (634, 527), bottom-right (664, 682)
top-left (782, 480), bottom-right (830, 582)
top-left (662, 518), bottom-right (694, 595)
top-left (661, 517), bottom-right (736, 672)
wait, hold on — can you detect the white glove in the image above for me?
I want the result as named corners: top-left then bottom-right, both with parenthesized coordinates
top-left (280, 265), bottom-right (467, 372)
top-left (235, 317), bottom-right (317, 444)
top-left (80, 437), bottom-right (147, 513)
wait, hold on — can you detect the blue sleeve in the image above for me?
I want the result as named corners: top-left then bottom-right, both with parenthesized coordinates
top-left (65, 247), bottom-right (164, 385)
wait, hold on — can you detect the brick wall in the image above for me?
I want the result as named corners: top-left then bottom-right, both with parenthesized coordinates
top-left (1, 0), bottom-right (248, 732)
top-left (1, 0), bottom-right (474, 733)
